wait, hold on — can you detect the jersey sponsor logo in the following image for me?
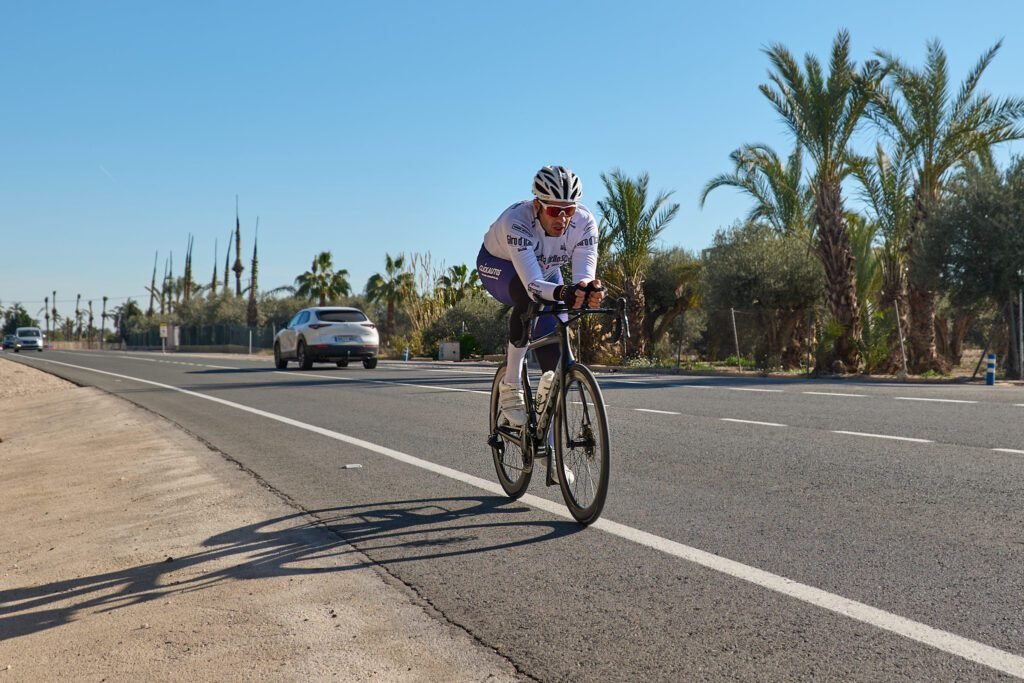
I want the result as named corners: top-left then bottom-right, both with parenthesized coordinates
top-left (511, 223), bottom-right (532, 238)
top-left (576, 236), bottom-right (597, 247)
top-left (540, 254), bottom-right (568, 268)
top-left (478, 264), bottom-right (502, 279)
top-left (527, 281), bottom-right (545, 298)
top-left (506, 235), bottom-right (533, 248)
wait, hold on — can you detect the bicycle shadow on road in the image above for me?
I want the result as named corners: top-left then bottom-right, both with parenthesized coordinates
top-left (0, 495), bottom-right (580, 640)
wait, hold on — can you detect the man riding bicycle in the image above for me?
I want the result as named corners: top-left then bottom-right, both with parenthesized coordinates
top-left (477, 165), bottom-right (605, 427)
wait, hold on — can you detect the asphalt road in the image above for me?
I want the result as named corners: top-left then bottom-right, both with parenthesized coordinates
top-left (8, 349), bottom-right (1024, 681)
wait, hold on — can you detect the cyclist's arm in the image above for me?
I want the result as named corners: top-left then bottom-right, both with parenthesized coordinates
top-left (507, 245), bottom-right (561, 302)
top-left (569, 217), bottom-right (599, 284)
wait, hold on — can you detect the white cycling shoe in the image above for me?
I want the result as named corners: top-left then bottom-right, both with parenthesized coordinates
top-left (498, 381), bottom-right (527, 427)
top-left (551, 463), bottom-right (576, 487)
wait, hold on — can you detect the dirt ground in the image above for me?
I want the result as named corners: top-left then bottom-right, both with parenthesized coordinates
top-left (0, 356), bottom-right (522, 682)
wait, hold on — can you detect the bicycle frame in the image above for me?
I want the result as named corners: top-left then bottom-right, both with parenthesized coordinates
top-left (492, 298), bottom-right (626, 484)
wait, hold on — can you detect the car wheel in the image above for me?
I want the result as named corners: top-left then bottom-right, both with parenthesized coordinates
top-left (274, 343), bottom-right (288, 369)
top-left (297, 340), bottom-right (313, 370)
top-left (363, 357), bottom-right (378, 369)
top-left (336, 359), bottom-right (349, 368)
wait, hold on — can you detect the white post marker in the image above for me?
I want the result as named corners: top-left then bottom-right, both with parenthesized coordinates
top-left (986, 353), bottom-right (996, 386)
top-left (160, 322), bottom-right (168, 354)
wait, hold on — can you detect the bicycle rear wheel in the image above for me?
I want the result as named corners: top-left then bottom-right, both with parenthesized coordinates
top-left (554, 364), bottom-right (610, 524)
top-left (489, 364), bottom-right (533, 498)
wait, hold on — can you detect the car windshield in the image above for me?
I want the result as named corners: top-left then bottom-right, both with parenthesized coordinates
top-left (18, 330), bottom-right (41, 337)
top-left (316, 310), bottom-right (367, 323)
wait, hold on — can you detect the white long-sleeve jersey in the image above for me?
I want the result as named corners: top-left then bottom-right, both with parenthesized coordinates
top-left (481, 200), bottom-right (599, 301)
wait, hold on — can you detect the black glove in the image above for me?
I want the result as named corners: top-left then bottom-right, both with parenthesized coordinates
top-left (553, 282), bottom-right (604, 307)
top-left (553, 284), bottom-right (579, 305)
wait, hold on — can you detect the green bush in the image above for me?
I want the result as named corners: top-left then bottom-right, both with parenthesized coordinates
top-left (422, 296), bottom-right (508, 356)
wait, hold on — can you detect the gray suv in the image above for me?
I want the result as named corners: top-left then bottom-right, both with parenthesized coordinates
top-left (274, 307), bottom-right (379, 370)
top-left (14, 327), bottom-right (44, 352)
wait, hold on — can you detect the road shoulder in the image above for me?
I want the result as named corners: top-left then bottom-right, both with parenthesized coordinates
top-left (0, 358), bottom-right (522, 681)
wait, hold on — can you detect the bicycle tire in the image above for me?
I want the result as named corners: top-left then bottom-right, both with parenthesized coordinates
top-left (489, 363), bottom-right (533, 498)
top-left (554, 364), bottom-right (610, 524)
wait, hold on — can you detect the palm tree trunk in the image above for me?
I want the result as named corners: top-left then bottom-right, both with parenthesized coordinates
top-left (814, 182), bottom-right (862, 369)
top-left (624, 273), bottom-right (647, 358)
top-left (879, 262), bottom-right (909, 374)
top-left (386, 301), bottom-right (396, 343)
top-left (907, 281), bottom-right (944, 373)
top-left (906, 193), bottom-right (945, 374)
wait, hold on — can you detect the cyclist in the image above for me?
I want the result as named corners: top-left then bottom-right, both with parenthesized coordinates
top-left (477, 165), bottom-right (605, 426)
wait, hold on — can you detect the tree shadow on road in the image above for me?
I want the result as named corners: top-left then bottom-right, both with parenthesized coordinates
top-left (0, 495), bottom-right (580, 640)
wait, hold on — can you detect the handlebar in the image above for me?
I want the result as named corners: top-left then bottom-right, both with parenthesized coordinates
top-left (517, 296), bottom-right (630, 347)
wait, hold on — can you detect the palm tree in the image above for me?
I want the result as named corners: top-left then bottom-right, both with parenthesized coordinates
top-left (699, 143), bottom-right (813, 235)
top-left (872, 39), bottom-right (1024, 372)
top-left (849, 143), bottom-right (916, 371)
top-left (366, 253), bottom-right (415, 342)
top-left (294, 251), bottom-right (351, 306)
top-left (760, 29), bottom-right (882, 369)
top-left (597, 169), bottom-right (680, 358)
top-left (435, 264), bottom-right (481, 306)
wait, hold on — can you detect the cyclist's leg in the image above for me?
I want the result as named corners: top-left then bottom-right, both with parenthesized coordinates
top-left (532, 269), bottom-right (564, 373)
top-left (478, 246), bottom-right (530, 426)
top-left (477, 245), bottom-right (531, 385)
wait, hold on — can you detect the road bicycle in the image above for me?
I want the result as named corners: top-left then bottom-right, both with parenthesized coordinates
top-left (487, 296), bottom-right (628, 525)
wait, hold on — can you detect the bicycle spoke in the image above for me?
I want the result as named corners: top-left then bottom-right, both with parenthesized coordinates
top-left (490, 365), bottom-right (532, 498)
top-left (555, 365), bottom-right (610, 524)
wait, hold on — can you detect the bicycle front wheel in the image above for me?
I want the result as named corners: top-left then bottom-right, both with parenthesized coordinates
top-left (554, 364), bottom-right (610, 524)
top-left (489, 364), bottom-right (533, 498)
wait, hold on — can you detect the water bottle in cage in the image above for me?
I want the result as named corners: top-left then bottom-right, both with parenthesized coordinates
top-left (535, 371), bottom-right (555, 413)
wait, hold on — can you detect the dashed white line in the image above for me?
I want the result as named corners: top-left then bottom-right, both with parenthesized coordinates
top-left (728, 387), bottom-right (785, 393)
top-left (720, 418), bottom-right (787, 427)
top-left (23, 355), bottom-right (1024, 679)
top-left (634, 408), bottom-right (680, 415)
top-left (803, 391), bottom-right (866, 398)
top-left (993, 448), bottom-right (1024, 454)
top-left (279, 370), bottom-right (490, 395)
top-left (894, 397), bottom-right (978, 404)
top-left (833, 430), bottom-right (932, 443)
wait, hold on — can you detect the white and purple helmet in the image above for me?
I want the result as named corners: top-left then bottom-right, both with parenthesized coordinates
top-left (532, 165), bottom-right (582, 202)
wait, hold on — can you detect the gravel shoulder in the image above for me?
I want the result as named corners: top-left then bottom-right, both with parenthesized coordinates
top-left (0, 356), bottom-right (523, 682)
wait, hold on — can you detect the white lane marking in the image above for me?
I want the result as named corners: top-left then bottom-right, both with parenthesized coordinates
top-left (803, 391), bottom-right (867, 398)
top-left (23, 355), bottom-right (1024, 679)
top-left (833, 431), bottom-right (933, 443)
top-left (720, 418), bottom-right (787, 427)
top-left (389, 366), bottom-right (496, 376)
top-left (728, 387), bottom-right (785, 393)
top-left (894, 397), bottom-right (978, 404)
top-left (61, 351), bottom-right (239, 370)
top-left (993, 448), bottom-right (1024, 454)
top-left (279, 370), bottom-right (491, 395)
top-left (591, 519), bottom-right (1024, 679)
top-left (634, 408), bottom-right (680, 415)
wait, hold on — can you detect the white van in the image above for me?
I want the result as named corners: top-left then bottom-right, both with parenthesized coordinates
top-left (14, 327), bottom-right (44, 352)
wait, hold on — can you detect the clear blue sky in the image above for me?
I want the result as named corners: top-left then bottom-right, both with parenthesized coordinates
top-left (2, 1), bottom-right (1022, 317)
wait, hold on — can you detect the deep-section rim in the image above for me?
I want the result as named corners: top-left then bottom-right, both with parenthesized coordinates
top-left (555, 364), bottom-right (610, 524)
top-left (489, 364), bottom-right (532, 498)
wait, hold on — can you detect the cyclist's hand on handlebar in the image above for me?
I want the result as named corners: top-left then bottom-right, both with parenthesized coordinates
top-left (554, 279), bottom-right (605, 309)
top-left (581, 279), bottom-right (605, 308)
